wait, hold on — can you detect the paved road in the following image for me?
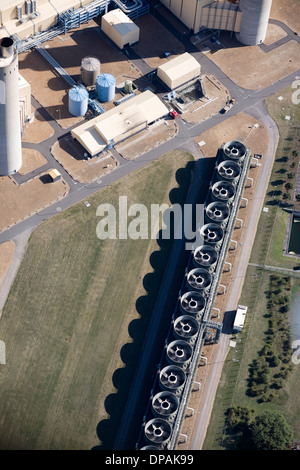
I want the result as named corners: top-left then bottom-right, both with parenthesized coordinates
top-left (0, 13), bottom-right (299, 451)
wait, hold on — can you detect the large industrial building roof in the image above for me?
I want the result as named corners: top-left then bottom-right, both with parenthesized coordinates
top-left (157, 52), bottom-right (201, 90)
top-left (71, 90), bottom-right (169, 156)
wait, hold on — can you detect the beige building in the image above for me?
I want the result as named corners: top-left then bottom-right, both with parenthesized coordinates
top-left (160, 0), bottom-right (241, 34)
top-left (101, 8), bottom-right (140, 49)
top-left (71, 90), bottom-right (169, 156)
top-left (157, 52), bottom-right (201, 90)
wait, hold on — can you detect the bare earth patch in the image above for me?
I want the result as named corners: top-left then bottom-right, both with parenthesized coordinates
top-left (22, 105), bottom-right (54, 144)
top-left (132, 14), bottom-right (185, 69)
top-left (115, 119), bottom-right (178, 160)
top-left (0, 175), bottom-right (69, 232)
top-left (270, 0), bottom-right (300, 35)
top-left (0, 241), bottom-right (15, 290)
top-left (18, 148), bottom-right (48, 175)
top-left (195, 112), bottom-right (269, 158)
top-left (264, 23), bottom-right (288, 46)
top-left (206, 40), bottom-right (300, 90)
top-left (51, 136), bottom-right (118, 183)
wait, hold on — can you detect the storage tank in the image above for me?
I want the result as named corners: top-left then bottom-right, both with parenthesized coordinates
top-left (186, 267), bottom-right (211, 293)
top-left (96, 73), bottom-right (116, 102)
top-left (124, 79), bottom-right (133, 94)
top-left (81, 56), bottom-right (100, 87)
top-left (68, 86), bottom-right (89, 117)
top-left (193, 245), bottom-right (218, 271)
top-left (159, 365), bottom-right (186, 394)
top-left (237, 0), bottom-right (273, 46)
top-left (173, 315), bottom-right (199, 343)
top-left (0, 37), bottom-right (22, 175)
top-left (144, 418), bottom-right (172, 446)
top-left (151, 391), bottom-right (179, 420)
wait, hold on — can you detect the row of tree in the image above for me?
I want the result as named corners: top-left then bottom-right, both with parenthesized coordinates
top-left (247, 274), bottom-right (294, 402)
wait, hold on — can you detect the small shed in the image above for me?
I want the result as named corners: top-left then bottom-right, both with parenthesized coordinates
top-left (101, 8), bottom-right (140, 49)
top-left (49, 169), bottom-right (62, 182)
top-left (157, 52), bottom-right (201, 90)
top-left (233, 305), bottom-right (248, 333)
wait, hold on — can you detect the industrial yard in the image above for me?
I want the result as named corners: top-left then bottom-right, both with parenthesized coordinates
top-left (0, 0), bottom-right (299, 454)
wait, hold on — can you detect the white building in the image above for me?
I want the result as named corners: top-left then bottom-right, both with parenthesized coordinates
top-left (233, 305), bottom-right (248, 333)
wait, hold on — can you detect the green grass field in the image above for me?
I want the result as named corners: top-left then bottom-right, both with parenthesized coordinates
top-left (204, 85), bottom-right (300, 449)
top-left (0, 150), bottom-right (196, 450)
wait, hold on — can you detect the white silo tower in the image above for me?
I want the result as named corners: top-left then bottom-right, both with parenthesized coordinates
top-left (237, 0), bottom-right (273, 46)
top-left (0, 37), bottom-right (22, 176)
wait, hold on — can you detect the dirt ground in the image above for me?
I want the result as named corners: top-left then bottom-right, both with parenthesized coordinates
top-left (205, 39), bottom-right (300, 90)
top-left (18, 49), bottom-right (85, 129)
top-left (51, 137), bottom-right (118, 183)
top-left (132, 14), bottom-right (185, 69)
top-left (18, 148), bottom-right (48, 176)
top-left (115, 119), bottom-right (178, 160)
top-left (0, 175), bottom-right (69, 233)
top-left (22, 106), bottom-right (54, 144)
top-left (270, 0), bottom-right (300, 35)
top-left (263, 22), bottom-right (287, 46)
top-left (177, 114), bottom-right (268, 450)
top-left (0, 241), bottom-right (15, 290)
top-left (194, 112), bottom-right (269, 158)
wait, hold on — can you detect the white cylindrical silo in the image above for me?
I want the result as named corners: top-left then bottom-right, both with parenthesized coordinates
top-left (0, 37), bottom-right (22, 176)
top-left (68, 86), bottom-right (89, 117)
top-left (236, 0), bottom-right (273, 46)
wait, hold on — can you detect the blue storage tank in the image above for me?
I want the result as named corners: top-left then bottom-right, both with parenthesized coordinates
top-left (96, 73), bottom-right (116, 102)
top-left (68, 86), bottom-right (89, 117)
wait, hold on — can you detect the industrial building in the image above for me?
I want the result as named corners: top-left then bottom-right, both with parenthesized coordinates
top-left (136, 140), bottom-right (253, 449)
top-left (101, 8), bottom-right (140, 49)
top-left (0, 1), bottom-right (149, 45)
top-left (71, 90), bottom-right (169, 156)
top-left (0, 0), bottom-right (272, 47)
top-left (159, 0), bottom-right (273, 46)
top-left (157, 52), bottom-right (201, 90)
top-left (0, 37), bottom-right (22, 176)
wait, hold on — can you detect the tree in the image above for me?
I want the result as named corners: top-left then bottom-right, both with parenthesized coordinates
top-left (250, 410), bottom-right (293, 450)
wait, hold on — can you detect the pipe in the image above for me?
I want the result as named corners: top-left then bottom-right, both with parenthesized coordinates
top-left (0, 37), bottom-right (14, 58)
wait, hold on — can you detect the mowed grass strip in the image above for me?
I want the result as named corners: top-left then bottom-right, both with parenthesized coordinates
top-left (0, 150), bottom-right (194, 450)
